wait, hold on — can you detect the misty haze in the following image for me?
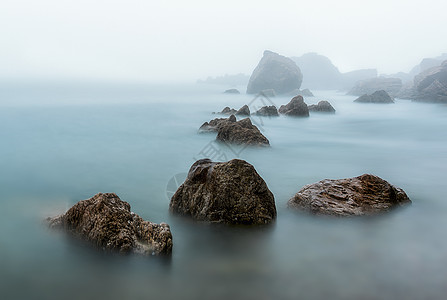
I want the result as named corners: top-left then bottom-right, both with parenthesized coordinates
top-left (1, 1), bottom-right (447, 300)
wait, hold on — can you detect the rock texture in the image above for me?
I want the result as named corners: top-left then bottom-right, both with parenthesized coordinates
top-left (308, 100), bottom-right (336, 113)
top-left (247, 50), bottom-right (303, 95)
top-left (348, 77), bottom-right (402, 97)
top-left (412, 60), bottom-right (447, 103)
top-left (287, 174), bottom-right (411, 217)
top-left (216, 118), bottom-right (269, 146)
top-left (199, 115), bottom-right (237, 133)
top-left (354, 90), bottom-right (394, 103)
top-left (218, 106), bottom-right (237, 115)
top-left (235, 104), bottom-right (250, 116)
top-left (278, 95), bottom-right (309, 117)
top-left (255, 106), bottom-right (279, 116)
top-left (223, 89), bottom-right (240, 94)
top-left (170, 159), bottom-right (276, 224)
top-left (48, 193), bottom-right (173, 255)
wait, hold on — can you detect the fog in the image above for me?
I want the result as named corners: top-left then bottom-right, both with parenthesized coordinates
top-left (1, 0), bottom-right (446, 82)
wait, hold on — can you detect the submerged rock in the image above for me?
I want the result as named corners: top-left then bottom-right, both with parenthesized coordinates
top-left (354, 90), bottom-right (394, 103)
top-left (170, 159), bottom-right (276, 225)
top-left (223, 89), bottom-right (240, 94)
top-left (278, 95), bottom-right (309, 117)
top-left (255, 106), bottom-right (279, 116)
top-left (235, 104), bottom-right (250, 116)
top-left (216, 117), bottom-right (269, 146)
top-left (199, 115), bottom-right (237, 133)
top-left (287, 174), bottom-right (411, 217)
top-left (48, 193), bottom-right (173, 255)
top-left (308, 100), bottom-right (336, 113)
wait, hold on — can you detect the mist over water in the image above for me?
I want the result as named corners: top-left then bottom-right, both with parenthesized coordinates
top-left (1, 82), bottom-right (447, 299)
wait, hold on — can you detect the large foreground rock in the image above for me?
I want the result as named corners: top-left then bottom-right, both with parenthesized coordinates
top-left (308, 100), bottom-right (336, 113)
top-left (354, 90), bottom-right (394, 103)
top-left (288, 174), bottom-right (411, 216)
top-left (348, 77), bottom-right (402, 97)
top-left (48, 193), bottom-right (173, 255)
top-left (170, 159), bottom-right (276, 224)
top-left (247, 50), bottom-right (303, 95)
top-left (216, 118), bottom-right (269, 146)
top-left (278, 95), bottom-right (309, 117)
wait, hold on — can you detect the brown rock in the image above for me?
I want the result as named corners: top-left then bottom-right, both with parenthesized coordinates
top-left (235, 104), bottom-right (250, 116)
top-left (48, 193), bottom-right (173, 255)
top-left (308, 100), bottom-right (336, 113)
top-left (199, 115), bottom-right (237, 133)
top-left (278, 95), bottom-right (309, 117)
top-left (287, 174), bottom-right (411, 216)
top-left (255, 106), bottom-right (279, 116)
top-left (216, 117), bottom-right (269, 146)
top-left (169, 159), bottom-right (276, 225)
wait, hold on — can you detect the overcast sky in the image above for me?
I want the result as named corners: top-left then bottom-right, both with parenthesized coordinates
top-left (1, 0), bottom-right (446, 82)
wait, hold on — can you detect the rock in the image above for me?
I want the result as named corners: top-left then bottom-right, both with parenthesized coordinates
top-left (235, 104), bottom-right (250, 116)
top-left (260, 89), bottom-right (276, 97)
top-left (354, 90), bottom-right (394, 103)
top-left (255, 106), bottom-right (279, 116)
top-left (247, 50), bottom-right (303, 95)
top-left (287, 174), bottom-right (411, 216)
top-left (412, 60), bottom-right (447, 103)
top-left (219, 106), bottom-right (238, 115)
top-left (223, 89), bottom-right (240, 94)
top-left (216, 118), bottom-right (269, 146)
top-left (300, 88), bottom-right (314, 97)
top-left (340, 69), bottom-right (378, 90)
top-left (47, 193), bottom-right (173, 255)
top-left (278, 95), bottom-right (309, 117)
top-left (348, 77), bottom-right (402, 97)
top-left (169, 159), bottom-right (276, 224)
top-left (199, 115), bottom-right (237, 133)
top-left (308, 100), bottom-right (336, 113)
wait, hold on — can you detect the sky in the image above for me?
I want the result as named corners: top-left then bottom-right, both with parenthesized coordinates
top-left (1, 0), bottom-right (446, 82)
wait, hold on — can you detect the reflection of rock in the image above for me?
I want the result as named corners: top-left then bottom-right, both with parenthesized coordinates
top-left (354, 90), bottom-right (394, 103)
top-left (223, 88), bottom-right (240, 94)
top-left (255, 106), bottom-right (279, 116)
top-left (216, 118), bottom-right (269, 146)
top-left (48, 193), bottom-right (173, 255)
top-left (278, 96), bottom-right (309, 117)
top-left (199, 115), bottom-right (236, 133)
top-left (170, 159), bottom-right (276, 225)
top-left (235, 104), bottom-right (250, 116)
top-left (348, 77), bottom-right (402, 97)
top-left (247, 50), bottom-right (303, 95)
top-left (412, 61), bottom-right (447, 103)
top-left (308, 101), bottom-right (335, 113)
top-left (287, 174), bottom-right (411, 217)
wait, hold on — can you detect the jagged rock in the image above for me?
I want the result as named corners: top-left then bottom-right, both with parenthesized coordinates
top-left (170, 159), bottom-right (276, 225)
top-left (354, 90), bottom-right (394, 103)
top-left (223, 89), bottom-right (240, 94)
top-left (348, 77), bottom-right (402, 97)
top-left (47, 193), bottom-right (173, 255)
top-left (218, 106), bottom-right (238, 115)
top-left (247, 50), bottom-right (303, 95)
top-left (308, 100), bottom-right (336, 113)
top-left (216, 118), bottom-right (269, 146)
top-left (287, 174), bottom-right (411, 216)
top-left (255, 106), bottom-right (279, 116)
top-left (412, 60), bottom-right (447, 103)
top-left (199, 115), bottom-right (237, 133)
top-left (235, 105), bottom-right (250, 116)
top-left (278, 95), bottom-right (309, 117)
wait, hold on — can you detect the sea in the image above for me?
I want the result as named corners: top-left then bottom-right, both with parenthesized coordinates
top-left (1, 81), bottom-right (447, 300)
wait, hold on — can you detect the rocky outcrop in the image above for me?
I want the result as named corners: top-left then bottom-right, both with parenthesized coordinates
top-left (216, 118), bottom-right (269, 146)
top-left (255, 106), bottom-right (279, 116)
top-left (170, 159), bottom-right (276, 224)
top-left (223, 89), bottom-right (240, 94)
top-left (235, 104), bottom-right (250, 116)
top-left (247, 50), bottom-right (303, 95)
top-left (199, 115), bottom-right (237, 133)
top-left (48, 193), bottom-right (173, 255)
top-left (278, 95), bottom-right (309, 117)
top-left (308, 100), bottom-right (336, 113)
top-left (348, 77), bottom-right (402, 97)
top-left (287, 174), bottom-right (411, 216)
top-left (218, 106), bottom-right (238, 115)
top-left (354, 90), bottom-right (394, 103)
top-left (412, 60), bottom-right (447, 103)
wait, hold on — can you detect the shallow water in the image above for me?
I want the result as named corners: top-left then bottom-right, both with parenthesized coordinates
top-left (1, 82), bottom-right (447, 300)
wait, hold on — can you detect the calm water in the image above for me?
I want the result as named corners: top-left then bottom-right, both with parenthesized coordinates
top-left (1, 82), bottom-right (447, 300)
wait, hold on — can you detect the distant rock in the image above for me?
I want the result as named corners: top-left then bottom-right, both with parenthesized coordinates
top-left (170, 159), bottom-right (276, 224)
top-left (224, 89), bottom-right (240, 94)
top-left (340, 69), bottom-right (378, 90)
top-left (255, 106), bottom-right (279, 116)
top-left (218, 106), bottom-right (237, 115)
top-left (199, 115), bottom-right (237, 133)
top-left (216, 118), bottom-right (269, 146)
top-left (308, 100), bottom-right (336, 113)
top-left (48, 193), bottom-right (173, 255)
top-left (287, 174), bottom-right (411, 217)
top-left (348, 77), bottom-right (402, 97)
top-left (288, 88), bottom-right (314, 97)
top-left (412, 60), bottom-right (447, 103)
top-left (247, 50), bottom-right (303, 95)
top-left (278, 95), bottom-right (309, 117)
top-left (197, 73), bottom-right (249, 86)
top-left (354, 90), bottom-right (394, 103)
top-left (235, 104), bottom-right (250, 116)
top-left (260, 89), bottom-right (276, 97)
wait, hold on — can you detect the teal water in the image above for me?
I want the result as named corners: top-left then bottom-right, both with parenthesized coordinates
top-left (1, 82), bottom-right (447, 300)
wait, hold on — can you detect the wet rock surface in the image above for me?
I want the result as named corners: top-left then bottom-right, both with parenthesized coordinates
top-left (48, 193), bottom-right (173, 255)
top-left (216, 117), bottom-right (269, 146)
top-left (288, 174), bottom-right (411, 217)
top-left (170, 159), bottom-right (276, 225)
top-left (354, 90), bottom-right (394, 103)
top-left (279, 95), bottom-right (309, 117)
top-left (308, 100), bottom-right (336, 113)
